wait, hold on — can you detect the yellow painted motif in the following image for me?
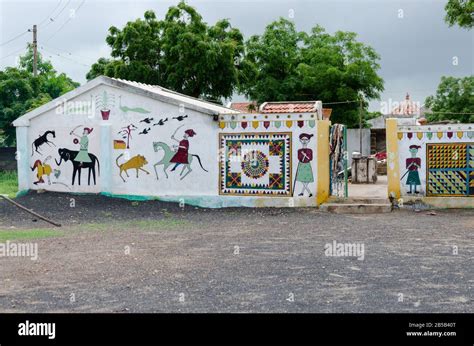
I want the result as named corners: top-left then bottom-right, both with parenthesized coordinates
top-left (437, 132), bottom-right (443, 139)
top-left (416, 132), bottom-right (423, 140)
top-left (397, 132), bottom-right (403, 140)
top-left (286, 120), bottom-right (293, 128)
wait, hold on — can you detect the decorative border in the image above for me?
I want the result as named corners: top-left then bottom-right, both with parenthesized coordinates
top-left (219, 132), bottom-right (292, 196)
top-left (426, 142), bottom-right (473, 197)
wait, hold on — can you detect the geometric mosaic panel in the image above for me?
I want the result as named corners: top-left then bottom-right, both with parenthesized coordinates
top-left (219, 132), bottom-right (292, 196)
top-left (427, 143), bottom-right (466, 168)
top-left (426, 143), bottom-right (474, 196)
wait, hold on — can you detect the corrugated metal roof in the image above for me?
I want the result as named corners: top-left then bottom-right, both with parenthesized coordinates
top-left (13, 76), bottom-right (239, 126)
top-left (112, 78), bottom-right (238, 115)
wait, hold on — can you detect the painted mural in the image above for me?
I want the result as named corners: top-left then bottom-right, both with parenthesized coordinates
top-left (401, 144), bottom-right (422, 194)
top-left (21, 80), bottom-right (323, 207)
top-left (116, 153), bottom-right (150, 182)
top-left (426, 143), bottom-right (473, 196)
top-left (31, 157), bottom-right (52, 185)
top-left (295, 133), bottom-right (314, 197)
top-left (29, 124), bottom-right (101, 192)
top-left (118, 95), bottom-right (150, 116)
top-left (397, 124), bottom-right (474, 198)
top-left (219, 132), bottom-right (292, 196)
top-left (95, 90), bottom-right (115, 120)
top-left (31, 130), bottom-right (56, 155)
top-left (152, 126), bottom-right (207, 180)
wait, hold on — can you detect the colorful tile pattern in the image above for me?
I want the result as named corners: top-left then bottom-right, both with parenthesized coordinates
top-left (426, 143), bottom-right (474, 196)
top-left (219, 133), bottom-right (292, 196)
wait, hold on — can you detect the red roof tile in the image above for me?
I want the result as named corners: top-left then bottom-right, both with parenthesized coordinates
top-left (228, 102), bottom-right (257, 113)
top-left (260, 102), bottom-right (317, 113)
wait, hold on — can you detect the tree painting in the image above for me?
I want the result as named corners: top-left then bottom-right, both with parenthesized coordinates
top-left (118, 124), bottom-right (138, 149)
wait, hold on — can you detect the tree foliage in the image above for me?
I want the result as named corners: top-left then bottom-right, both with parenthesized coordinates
top-left (87, 1), bottom-right (244, 102)
top-left (239, 18), bottom-right (384, 127)
top-left (425, 76), bottom-right (474, 123)
top-left (444, 0), bottom-right (474, 29)
top-left (0, 45), bottom-right (78, 146)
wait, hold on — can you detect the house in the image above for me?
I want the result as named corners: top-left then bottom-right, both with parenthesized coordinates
top-left (13, 76), bottom-right (331, 207)
top-left (368, 93), bottom-right (431, 154)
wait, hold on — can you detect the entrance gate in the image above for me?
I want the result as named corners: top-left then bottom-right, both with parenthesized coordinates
top-left (329, 124), bottom-right (348, 197)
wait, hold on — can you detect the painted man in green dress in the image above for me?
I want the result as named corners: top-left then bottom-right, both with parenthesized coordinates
top-left (405, 144), bottom-right (421, 194)
top-left (70, 127), bottom-right (93, 166)
top-left (296, 133), bottom-right (314, 197)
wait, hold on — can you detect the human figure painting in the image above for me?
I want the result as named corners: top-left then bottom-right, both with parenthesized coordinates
top-left (295, 133), bottom-right (314, 197)
top-left (404, 145), bottom-right (421, 194)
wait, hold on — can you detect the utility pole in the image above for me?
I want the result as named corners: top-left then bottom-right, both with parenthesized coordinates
top-left (32, 24), bottom-right (37, 77)
top-left (359, 97), bottom-right (363, 154)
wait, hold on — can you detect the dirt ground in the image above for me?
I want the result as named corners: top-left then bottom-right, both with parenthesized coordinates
top-left (0, 191), bottom-right (472, 313)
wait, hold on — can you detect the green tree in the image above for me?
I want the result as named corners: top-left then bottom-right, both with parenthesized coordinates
top-left (425, 76), bottom-right (474, 123)
top-left (87, 1), bottom-right (244, 102)
top-left (0, 45), bottom-right (78, 146)
top-left (444, 0), bottom-right (474, 29)
top-left (239, 19), bottom-right (384, 127)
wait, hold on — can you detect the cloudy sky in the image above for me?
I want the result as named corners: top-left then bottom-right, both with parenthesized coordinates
top-left (0, 0), bottom-right (472, 111)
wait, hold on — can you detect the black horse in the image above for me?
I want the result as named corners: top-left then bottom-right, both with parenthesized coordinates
top-left (55, 148), bottom-right (100, 186)
top-left (31, 130), bottom-right (56, 156)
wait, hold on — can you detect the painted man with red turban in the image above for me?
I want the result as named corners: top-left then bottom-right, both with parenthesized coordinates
top-left (170, 129), bottom-right (196, 171)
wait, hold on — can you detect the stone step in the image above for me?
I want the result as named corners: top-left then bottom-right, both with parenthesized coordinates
top-left (326, 196), bottom-right (391, 204)
top-left (320, 202), bottom-right (392, 214)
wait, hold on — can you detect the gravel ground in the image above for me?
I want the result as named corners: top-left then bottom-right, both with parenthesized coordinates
top-left (0, 191), bottom-right (472, 313)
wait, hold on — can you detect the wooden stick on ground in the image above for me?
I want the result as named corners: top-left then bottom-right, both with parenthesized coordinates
top-left (0, 194), bottom-right (62, 227)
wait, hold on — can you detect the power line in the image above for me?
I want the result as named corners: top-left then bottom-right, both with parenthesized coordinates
top-left (38, 0), bottom-right (64, 27)
top-left (322, 100), bottom-right (359, 105)
top-left (0, 30), bottom-right (29, 47)
top-left (44, 0), bottom-right (86, 43)
top-left (40, 47), bottom-right (90, 67)
top-left (0, 46), bottom-right (26, 61)
top-left (426, 111), bottom-right (474, 115)
top-left (41, 43), bottom-right (96, 63)
top-left (41, 0), bottom-right (73, 29)
top-left (0, 0), bottom-right (65, 47)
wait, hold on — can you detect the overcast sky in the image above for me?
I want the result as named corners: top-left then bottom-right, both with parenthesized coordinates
top-left (0, 0), bottom-right (472, 111)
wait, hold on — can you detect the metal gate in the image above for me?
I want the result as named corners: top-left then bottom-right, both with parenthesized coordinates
top-left (329, 124), bottom-right (348, 197)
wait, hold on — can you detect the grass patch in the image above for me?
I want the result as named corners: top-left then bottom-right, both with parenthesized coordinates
top-left (125, 219), bottom-right (189, 230)
top-left (0, 171), bottom-right (18, 198)
top-left (0, 228), bottom-right (63, 241)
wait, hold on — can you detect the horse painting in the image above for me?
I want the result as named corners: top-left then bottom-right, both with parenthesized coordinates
top-left (31, 130), bottom-right (56, 156)
top-left (152, 141), bottom-right (207, 180)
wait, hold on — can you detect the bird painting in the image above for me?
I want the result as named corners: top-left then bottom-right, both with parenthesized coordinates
top-left (153, 118), bottom-right (169, 126)
top-left (118, 96), bottom-right (151, 114)
top-left (139, 128), bottom-right (151, 135)
top-left (172, 115), bottom-right (188, 121)
top-left (140, 117), bottom-right (154, 124)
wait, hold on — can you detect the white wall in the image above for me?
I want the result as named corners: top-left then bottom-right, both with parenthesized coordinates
top-left (24, 84), bottom-right (323, 207)
top-left (397, 124), bottom-right (473, 197)
top-left (347, 128), bottom-right (371, 166)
